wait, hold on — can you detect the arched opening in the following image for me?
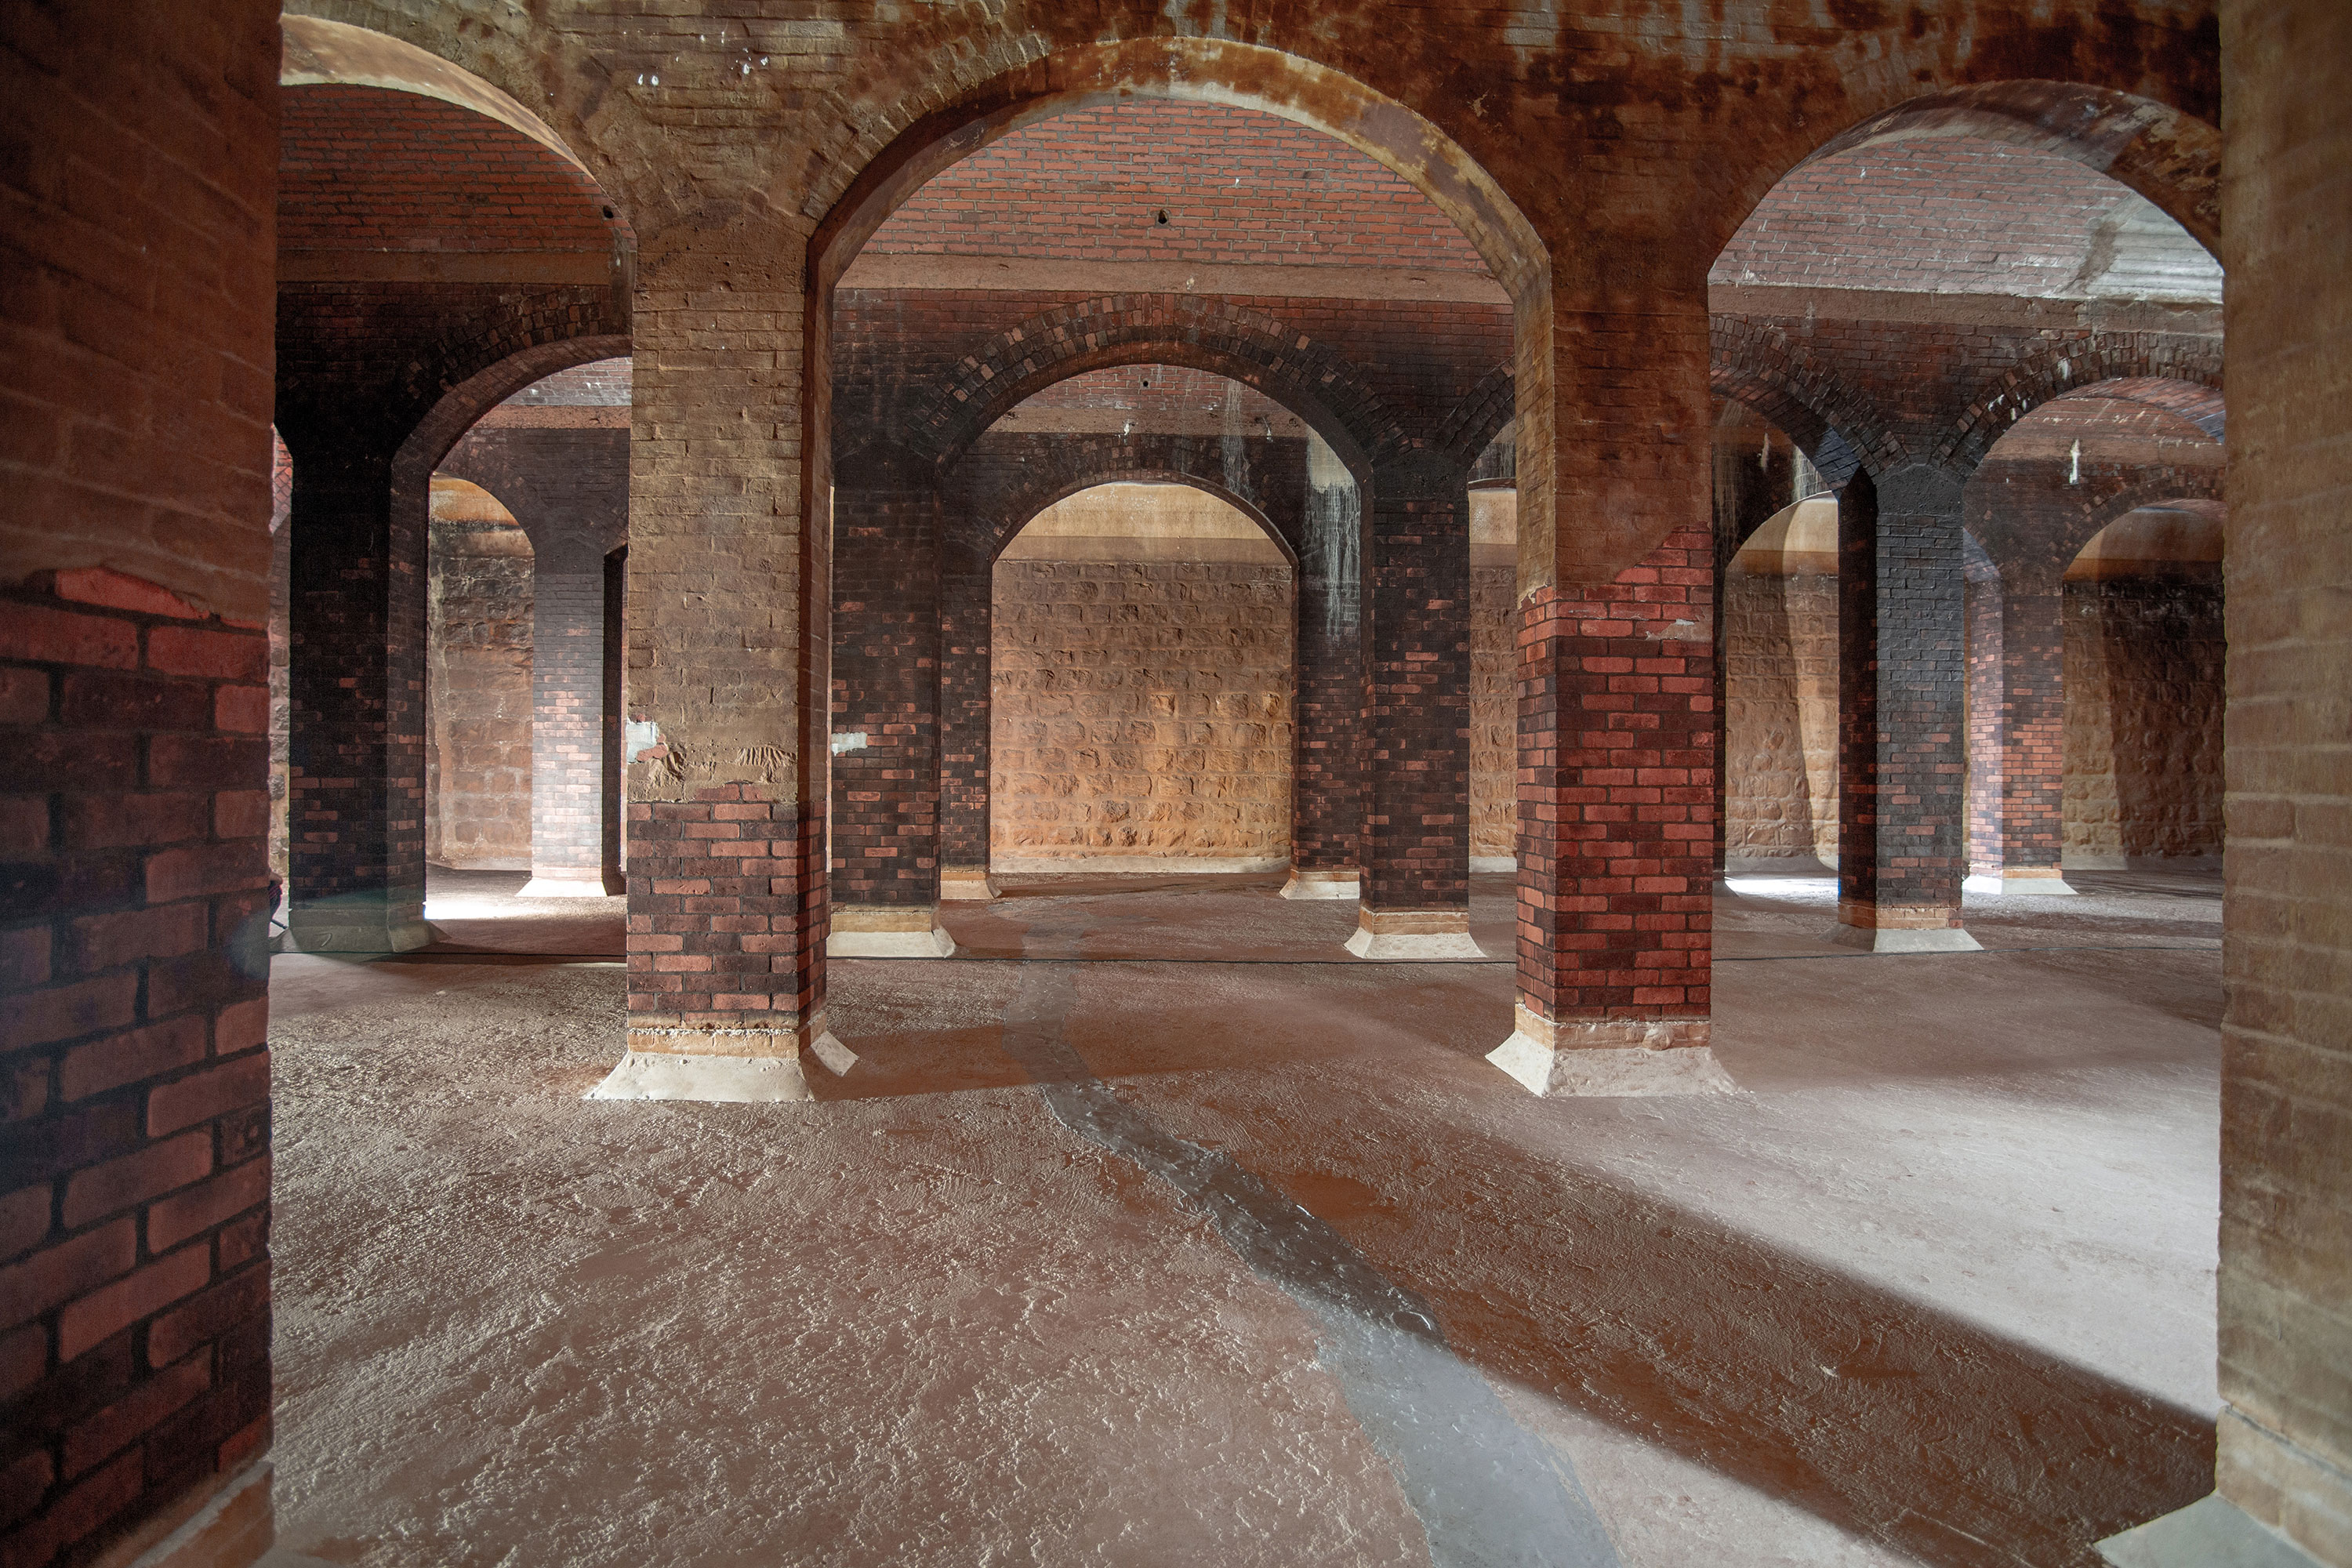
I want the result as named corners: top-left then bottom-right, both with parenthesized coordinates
top-left (817, 91), bottom-right (1514, 971)
top-left (274, 17), bottom-right (632, 954)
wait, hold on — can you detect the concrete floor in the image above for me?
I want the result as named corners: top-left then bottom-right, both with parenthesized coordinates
top-left (260, 867), bottom-right (2221, 1567)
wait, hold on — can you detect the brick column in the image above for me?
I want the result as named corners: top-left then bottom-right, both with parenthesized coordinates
top-left (278, 437), bottom-right (432, 953)
top-left (1348, 451), bottom-right (1476, 956)
top-left (519, 539), bottom-right (625, 896)
top-left (1832, 466), bottom-right (1979, 950)
top-left (1492, 532), bottom-right (1732, 1095)
top-left (597, 230), bottom-right (841, 1102)
top-left (1490, 299), bottom-right (1730, 1096)
top-left (828, 445), bottom-right (950, 955)
top-left (1976, 565), bottom-right (2078, 895)
top-left (1283, 441), bottom-right (1363, 900)
top-left (0, 575), bottom-right (275, 1567)
top-left (937, 543), bottom-right (995, 901)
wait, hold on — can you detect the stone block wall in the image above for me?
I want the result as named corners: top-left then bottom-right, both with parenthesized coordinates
top-left (991, 488), bottom-right (1294, 868)
top-left (1470, 561), bottom-right (1516, 864)
top-left (1722, 568), bottom-right (1839, 863)
top-left (423, 501), bottom-right (534, 871)
top-left (2064, 571), bottom-right (2224, 864)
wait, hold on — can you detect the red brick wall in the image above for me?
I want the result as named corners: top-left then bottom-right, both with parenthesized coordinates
top-left (0, 579), bottom-right (274, 1566)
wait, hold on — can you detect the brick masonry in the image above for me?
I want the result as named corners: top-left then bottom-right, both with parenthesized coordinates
top-left (2214, 3), bottom-right (2352, 1555)
top-left (1514, 528), bottom-right (1715, 1028)
top-left (0, 579), bottom-right (274, 1568)
top-left (2, 5), bottom-right (2271, 1562)
top-left (1, 5), bottom-right (281, 1561)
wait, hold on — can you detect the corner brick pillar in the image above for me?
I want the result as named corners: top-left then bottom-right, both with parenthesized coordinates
top-left (0, 575), bottom-right (276, 1566)
top-left (1489, 297), bottom-right (1730, 1097)
top-left (602, 227), bottom-right (838, 1102)
top-left (1833, 466), bottom-right (1979, 950)
top-left (1348, 451), bottom-right (1475, 957)
top-left (1985, 562), bottom-right (2077, 895)
top-left (937, 543), bottom-right (995, 902)
top-left (1284, 452), bottom-right (1364, 901)
top-left (520, 536), bottom-right (626, 897)
top-left (278, 433), bottom-right (432, 953)
top-left (828, 445), bottom-right (950, 956)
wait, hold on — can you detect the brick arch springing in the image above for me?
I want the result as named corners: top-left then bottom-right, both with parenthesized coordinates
top-left (1436, 364), bottom-right (1517, 470)
top-left (1706, 321), bottom-right (1886, 481)
top-left (906, 294), bottom-right (1402, 472)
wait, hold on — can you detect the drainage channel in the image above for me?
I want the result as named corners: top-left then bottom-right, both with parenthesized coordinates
top-left (999, 909), bottom-right (1622, 1568)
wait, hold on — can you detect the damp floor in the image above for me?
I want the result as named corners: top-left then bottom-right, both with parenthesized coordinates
top-left (259, 867), bottom-right (2222, 1567)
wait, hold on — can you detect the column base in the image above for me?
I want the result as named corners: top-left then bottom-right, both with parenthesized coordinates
top-left (2099, 1497), bottom-right (2327, 1568)
top-left (1468, 855), bottom-right (1515, 873)
top-left (1829, 902), bottom-right (1982, 953)
top-left (283, 913), bottom-right (437, 954)
top-left (96, 1457), bottom-right (271, 1568)
top-left (1486, 1007), bottom-right (1737, 1097)
top-left (1964, 870), bottom-right (2080, 896)
top-left (518, 869), bottom-right (625, 898)
top-left (1280, 866), bottom-right (1360, 901)
top-left (1344, 907), bottom-right (1483, 960)
top-left (588, 1023), bottom-right (858, 1103)
top-left (939, 865), bottom-right (998, 901)
top-left (826, 905), bottom-right (956, 958)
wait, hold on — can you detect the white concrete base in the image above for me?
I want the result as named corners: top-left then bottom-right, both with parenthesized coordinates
top-left (283, 917), bottom-right (437, 955)
top-left (2100, 1496), bottom-right (2326, 1568)
top-left (827, 925), bottom-right (955, 958)
top-left (1280, 868), bottom-right (1361, 900)
top-left (1965, 872), bottom-right (2081, 896)
top-left (517, 871), bottom-right (624, 898)
top-left (1468, 855), bottom-right (1515, 874)
top-left (586, 1049), bottom-right (818, 1103)
top-left (1827, 923), bottom-right (1984, 953)
top-left (1486, 1007), bottom-right (1737, 1097)
top-left (1344, 908), bottom-right (1483, 960)
top-left (939, 866), bottom-right (999, 901)
top-left (98, 1458), bottom-right (272, 1568)
top-left (826, 906), bottom-right (956, 958)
